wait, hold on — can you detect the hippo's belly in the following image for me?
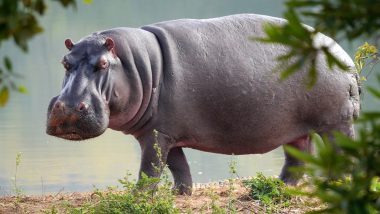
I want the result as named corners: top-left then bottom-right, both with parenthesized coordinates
top-left (172, 85), bottom-right (311, 155)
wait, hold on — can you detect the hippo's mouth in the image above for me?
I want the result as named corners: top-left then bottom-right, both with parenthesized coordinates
top-left (46, 125), bottom-right (107, 141)
top-left (56, 132), bottom-right (85, 141)
top-left (47, 129), bottom-right (106, 141)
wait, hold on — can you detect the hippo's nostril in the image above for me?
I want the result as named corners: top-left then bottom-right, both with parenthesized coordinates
top-left (77, 102), bottom-right (88, 112)
top-left (54, 101), bottom-right (65, 111)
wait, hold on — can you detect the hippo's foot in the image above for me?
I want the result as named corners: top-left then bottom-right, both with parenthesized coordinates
top-left (167, 147), bottom-right (193, 195)
top-left (280, 135), bottom-right (312, 186)
top-left (173, 183), bottom-right (192, 195)
top-left (279, 167), bottom-right (302, 186)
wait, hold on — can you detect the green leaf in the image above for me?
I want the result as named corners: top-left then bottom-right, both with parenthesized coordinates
top-left (286, 1), bottom-right (323, 7)
top-left (83, 0), bottom-right (93, 4)
top-left (279, 57), bottom-right (305, 80)
top-left (276, 50), bottom-right (297, 61)
top-left (34, 0), bottom-right (47, 15)
top-left (311, 133), bottom-right (325, 152)
top-left (306, 58), bottom-right (317, 89)
top-left (322, 47), bottom-right (348, 71)
top-left (284, 145), bottom-right (321, 165)
top-left (367, 86), bottom-right (380, 99)
top-left (18, 85), bottom-right (27, 94)
top-left (284, 9), bottom-right (300, 25)
top-left (0, 87), bottom-right (9, 107)
top-left (260, 24), bottom-right (285, 43)
top-left (371, 177), bottom-right (380, 192)
top-left (362, 112), bottom-right (380, 119)
top-left (4, 57), bottom-right (12, 72)
top-left (284, 9), bottom-right (310, 41)
top-left (334, 132), bottom-right (360, 150)
top-left (57, 0), bottom-right (77, 7)
top-left (354, 42), bottom-right (378, 74)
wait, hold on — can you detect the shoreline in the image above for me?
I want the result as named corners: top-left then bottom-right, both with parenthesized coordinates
top-left (0, 179), bottom-right (319, 214)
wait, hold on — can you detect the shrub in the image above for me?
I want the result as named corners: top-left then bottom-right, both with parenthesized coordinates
top-left (243, 173), bottom-right (291, 212)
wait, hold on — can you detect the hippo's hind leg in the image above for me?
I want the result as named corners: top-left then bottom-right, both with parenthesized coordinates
top-left (321, 122), bottom-right (355, 141)
top-left (167, 147), bottom-right (193, 195)
top-left (280, 135), bottom-right (312, 185)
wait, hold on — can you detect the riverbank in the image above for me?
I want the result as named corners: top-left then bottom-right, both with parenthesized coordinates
top-left (0, 179), bottom-right (321, 214)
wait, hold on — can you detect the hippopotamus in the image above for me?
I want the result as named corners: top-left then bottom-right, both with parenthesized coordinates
top-left (46, 14), bottom-right (360, 195)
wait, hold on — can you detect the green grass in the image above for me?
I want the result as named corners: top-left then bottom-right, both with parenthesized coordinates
top-left (9, 148), bottom-right (314, 214)
top-left (37, 172), bottom-right (318, 214)
top-left (53, 173), bottom-right (179, 214)
top-left (243, 173), bottom-right (292, 212)
top-left (12, 152), bottom-right (23, 198)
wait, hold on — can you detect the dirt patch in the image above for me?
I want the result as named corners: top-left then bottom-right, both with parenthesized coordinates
top-left (0, 180), bottom-right (320, 214)
top-left (0, 192), bottom-right (92, 214)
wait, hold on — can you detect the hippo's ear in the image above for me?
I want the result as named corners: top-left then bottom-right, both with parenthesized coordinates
top-left (64, 39), bottom-right (74, 50)
top-left (104, 37), bottom-right (115, 51)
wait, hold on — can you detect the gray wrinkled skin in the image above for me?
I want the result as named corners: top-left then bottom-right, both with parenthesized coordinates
top-left (46, 14), bottom-right (360, 195)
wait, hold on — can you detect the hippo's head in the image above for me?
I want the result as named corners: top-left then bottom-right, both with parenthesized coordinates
top-left (46, 36), bottom-right (121, 141)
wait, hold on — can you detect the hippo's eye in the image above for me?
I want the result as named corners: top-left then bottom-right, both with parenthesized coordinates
top-left (97, 57), bottom-right (109, 70)
top-left (62, 60), bottom-right (71, 71)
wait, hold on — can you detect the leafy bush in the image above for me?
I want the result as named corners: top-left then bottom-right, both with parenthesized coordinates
top-left (259, 0), bottom-right (380, 89)
top-left (286, 129), bottom-right (380, 213)
top-left (260, 1), bottom-right (380, 213)
top-left (0, 0), bottom-right (76, 106)
top-left (243, 173), bottom-right (291, 211)
top-left (281, 40), bottom-right (380, 214)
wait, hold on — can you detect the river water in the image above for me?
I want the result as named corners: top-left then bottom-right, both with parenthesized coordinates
top-left (0, 0), bottom-right (377, 196)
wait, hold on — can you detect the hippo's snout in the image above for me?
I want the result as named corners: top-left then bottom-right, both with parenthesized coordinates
top-left (51, 100), bottom-right (89, 115)
top-left (46, 98), bottom-right (108, 141)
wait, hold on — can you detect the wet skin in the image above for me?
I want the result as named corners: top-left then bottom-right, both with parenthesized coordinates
top-left (47, 14), bottom-right (360, 195)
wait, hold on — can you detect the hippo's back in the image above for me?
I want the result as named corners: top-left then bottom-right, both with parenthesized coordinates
top-left (143, 14), bottom-right (286, 79)
top-left (142, 14), bottom-right (360, 154)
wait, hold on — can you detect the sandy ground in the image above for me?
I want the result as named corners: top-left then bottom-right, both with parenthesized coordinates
top-left (0, 180), bottom-right (317, 214)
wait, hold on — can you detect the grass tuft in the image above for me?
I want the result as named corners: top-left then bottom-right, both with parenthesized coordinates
top-left (243, 173), bottom-right (291, 212)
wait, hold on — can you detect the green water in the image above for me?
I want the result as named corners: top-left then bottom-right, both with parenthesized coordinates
top-left (0, 0), bottom-right (376, 196)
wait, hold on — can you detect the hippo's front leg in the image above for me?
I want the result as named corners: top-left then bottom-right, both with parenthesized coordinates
top-left (167, 147), bottom-right (192, 195)
top-left (137, 131), bottom-right (193, 195)
top-left (137, 131), bottom-right (172, 181)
